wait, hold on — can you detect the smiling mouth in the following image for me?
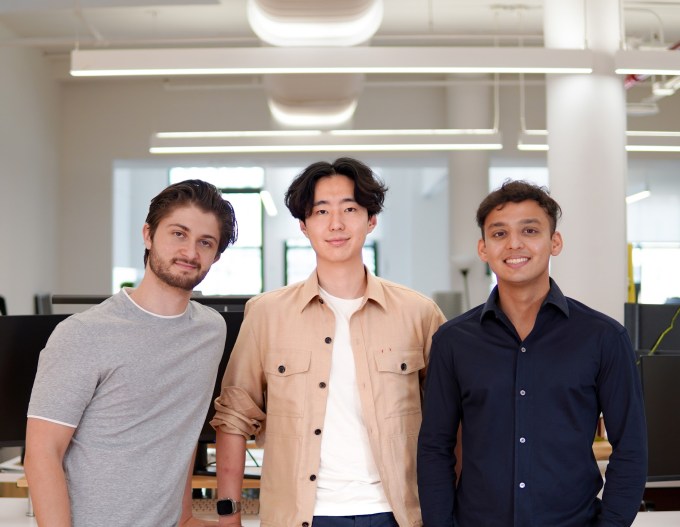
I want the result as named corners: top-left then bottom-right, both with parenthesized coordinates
top-left (505, 257), bottom-right (529, 265)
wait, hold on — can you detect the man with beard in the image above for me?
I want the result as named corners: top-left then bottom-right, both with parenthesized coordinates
top-left (24, 179), bottom-right (237, 527)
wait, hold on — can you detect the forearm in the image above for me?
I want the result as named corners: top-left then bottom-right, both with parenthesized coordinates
top-left (216, 429), bottom-right (246, 527)
top-left (24, 451), bottom-right (71, 527)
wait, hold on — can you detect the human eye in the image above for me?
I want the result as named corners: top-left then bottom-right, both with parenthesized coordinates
top-left (173, 230), bottom-right (186, 238)
top-left (491, 230), bottom-right (505, 238)
top-left (199, 239), bottom-right (214, 249)
top-left (314, 208), bottom-right (328, 215)
top-left (523, 227), bottom-right (539, 235)
top-left (345, 206), bottom-right (358, 213)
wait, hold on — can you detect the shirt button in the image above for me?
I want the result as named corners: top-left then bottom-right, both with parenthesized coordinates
top-left (325, 337), bottom-right (332, 344)
top-left (314, 429), bottom-right (321, 435)
top-left (520, 347), bottom-right (526, 353)
top-left (278, 365), bottom-right (286, 373)
top-left (520, 389), bottom-right (526, 396)
top-left (400, 363), bottom-right (407, 371)
top-left (520, 437), bottom-right (526, 443)
top-left (319, 382), bottom-right (327, 389)
top-left (519, 482), bottom-right (526, 489)
top-left (310, 474), bottom-right (317, 481)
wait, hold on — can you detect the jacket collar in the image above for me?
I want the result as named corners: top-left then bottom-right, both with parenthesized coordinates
top-left (296, 267), bottom-right (387, 313)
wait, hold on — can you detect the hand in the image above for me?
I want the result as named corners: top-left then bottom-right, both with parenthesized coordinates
top-left (179, 516), bottom-right (218, 527)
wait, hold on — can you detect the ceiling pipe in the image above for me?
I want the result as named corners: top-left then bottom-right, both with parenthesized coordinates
top-left (624, 40), bottom-right (680, 89)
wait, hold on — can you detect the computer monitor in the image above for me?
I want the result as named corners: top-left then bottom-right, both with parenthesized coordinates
top-left (198, 310), bottom-right (245, 443)
top-left (625, 303), bottom-right (680, 353)
top-left (639, 354), bottom-right (680, 482)
top-left (0, 314), bottom-right (69, 447)
top-left (1, 305), bottom-right (247, 453)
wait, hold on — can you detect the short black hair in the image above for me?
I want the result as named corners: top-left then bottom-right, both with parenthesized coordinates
top-left (285, 157), bottom-right (388, 221)
top-left (476, 180), bottom-right (562, 237)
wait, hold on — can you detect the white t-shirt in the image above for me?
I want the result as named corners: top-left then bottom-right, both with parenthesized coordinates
top-left (313, 288), bottom-right (392, 516)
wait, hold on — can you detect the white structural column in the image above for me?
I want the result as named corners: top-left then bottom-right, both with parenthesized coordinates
top-left (544, 0), bottom-right (628, 321)
top-left (447, 76), bottom-right (493, 311)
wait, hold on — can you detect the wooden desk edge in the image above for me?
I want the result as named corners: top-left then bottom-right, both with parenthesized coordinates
top-left (16, 474), bottom-right (259, 490)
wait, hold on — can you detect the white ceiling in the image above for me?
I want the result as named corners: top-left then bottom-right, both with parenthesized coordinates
top-left (1, 1), bottom-right (679, 54)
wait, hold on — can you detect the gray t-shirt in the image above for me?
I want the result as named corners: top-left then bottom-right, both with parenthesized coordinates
top-left (28, 290), bottom-right (226, 527)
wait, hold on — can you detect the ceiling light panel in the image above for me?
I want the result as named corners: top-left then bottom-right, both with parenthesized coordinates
top-left (150, 129), bottom-right (503, 154)
top-left (71, 47), bottom-right (594, 76)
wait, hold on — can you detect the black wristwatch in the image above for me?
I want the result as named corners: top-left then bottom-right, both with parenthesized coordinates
top-left (216, 498), bottom-right (242, 516)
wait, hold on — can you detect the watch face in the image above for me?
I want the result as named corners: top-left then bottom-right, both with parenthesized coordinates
top-left (216, 498), bottom-right (239, 516)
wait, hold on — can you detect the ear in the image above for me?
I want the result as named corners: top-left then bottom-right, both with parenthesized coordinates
top-left (299, 219), bottom-right (309, 239)
top-left (477, 238), bottom-right (488, 263)
top-left (367, 215), bottom-right (377, 233)
top-left (212, 252), bottom-right (221, 263)
top-left (551, 231), bottom-right (563, 256)
top-left (142, 224), bottom-right (152, 250)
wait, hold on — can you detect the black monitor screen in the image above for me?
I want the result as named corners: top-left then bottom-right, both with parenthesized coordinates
top-left (625, 303), bottom-right (680, 353)
top-left (0, 314), bottom-right (69, 447)
top-left (198, 310), bottom-right (244, 443)
top-left (639, 354), bottom-right (680, 481)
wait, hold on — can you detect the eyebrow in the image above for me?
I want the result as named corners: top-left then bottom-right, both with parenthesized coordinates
top-left (168, 223), bottom-right (218, 242)
top-left (486, 218), bottom-right (542, 229)
top-left (312, 196), bottom-right (357, 207)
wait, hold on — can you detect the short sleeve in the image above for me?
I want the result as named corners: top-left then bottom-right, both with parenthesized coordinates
top-left (27, 317), bottom-right (101, 428)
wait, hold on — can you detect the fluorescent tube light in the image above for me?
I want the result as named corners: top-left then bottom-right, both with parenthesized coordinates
top-left (625, 190), bottom-right (651, 204)
top-left (71, 47), bottom-right (594, 77)
top-left (615, 49), bottom-right (680, 76)
top-left (517, 130), bottom-right (680, 153)
top-left (149, 129), bottom-right (503, 154)
top-left (517, 129), bottom-right (549, 151)
top-left (626, 131), bottom-right (680, 152)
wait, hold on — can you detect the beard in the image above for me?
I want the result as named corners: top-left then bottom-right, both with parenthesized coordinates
top-left (148, 247), bottom-right (209, 292)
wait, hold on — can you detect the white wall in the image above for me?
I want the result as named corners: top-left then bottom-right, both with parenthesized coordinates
top-left (0, 24), bottom-right (59, 315)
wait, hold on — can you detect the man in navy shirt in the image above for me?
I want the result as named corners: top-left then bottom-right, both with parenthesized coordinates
top-left (417, 180), bottom-right (647, 526)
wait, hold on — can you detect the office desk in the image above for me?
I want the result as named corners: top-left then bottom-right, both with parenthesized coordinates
top-left (1, 498), bottom-right (679, 526)
top-left (0, 498), bottom-right (260, 526)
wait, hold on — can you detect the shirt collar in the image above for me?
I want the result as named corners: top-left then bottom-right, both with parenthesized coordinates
top-left (296, 267), bottom-right (387, 313)
top-left (481, 277), bottom-right (570, 322)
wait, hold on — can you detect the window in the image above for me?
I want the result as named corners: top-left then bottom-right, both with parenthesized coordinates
top-left (632, 243), bottom-right (680, 304)
top-left (169, 167), bottom-right (265, 295)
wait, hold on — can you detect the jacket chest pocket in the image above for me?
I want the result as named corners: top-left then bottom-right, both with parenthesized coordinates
top-left (374, 348), bottom-right (425, 417)
top-left (263, 349), bottom-right (311, 417)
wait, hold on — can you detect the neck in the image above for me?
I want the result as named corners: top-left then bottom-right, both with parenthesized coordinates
top-left (128, 273), bottom-right (192, 316)
top-left (316, 261), bottom-right (367, 300)
top-left (496, 279), bottom-right (551, 340)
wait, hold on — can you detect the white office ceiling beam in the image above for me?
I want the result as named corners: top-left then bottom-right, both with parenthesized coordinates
top-left (71, 46), bottom-right (594, 76)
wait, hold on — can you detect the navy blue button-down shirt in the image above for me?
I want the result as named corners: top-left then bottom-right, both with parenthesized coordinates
top-left (417, 280), bottom-right (647, 527)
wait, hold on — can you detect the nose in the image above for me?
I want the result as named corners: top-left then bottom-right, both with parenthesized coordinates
top-left (329, 212), bottom-right (344, 231)
top-left (179, 238), bottom-right (199, 260)
top-left (506, 231), bottom-right (524, 249)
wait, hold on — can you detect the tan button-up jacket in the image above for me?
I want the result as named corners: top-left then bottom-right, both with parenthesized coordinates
top-left (212, 271), bottom-right (446, 527)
